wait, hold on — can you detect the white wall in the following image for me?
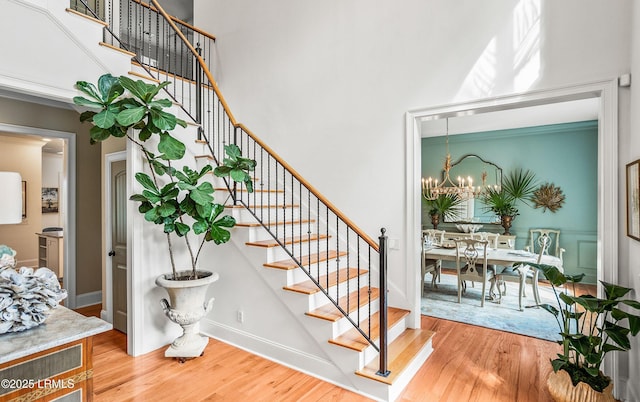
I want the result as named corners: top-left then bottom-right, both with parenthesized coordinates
top-left (195, 0), bottom-right (638, 396)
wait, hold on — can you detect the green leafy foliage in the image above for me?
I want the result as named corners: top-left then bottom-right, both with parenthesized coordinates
top-left (529, 263), bottom-right (640, 392)
top-left (480, 168), bottom-right (537, 218)
top-left (75, 74), bottom-right (256, 279)
top-left (214, 144), bottom-right (257, 192)
top-left (73, 73), bottom-right (186, 161)
top-left (422, 194), bottom-right (462, 221)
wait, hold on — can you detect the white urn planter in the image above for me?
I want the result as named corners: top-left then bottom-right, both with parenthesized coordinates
top-left (155, 270), bottom-right (219, 361)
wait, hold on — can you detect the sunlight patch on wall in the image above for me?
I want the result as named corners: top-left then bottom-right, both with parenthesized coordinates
top-left (513, 0), bottom-right (541, 92)
top-left (454, 37), bottom-right (497, 101)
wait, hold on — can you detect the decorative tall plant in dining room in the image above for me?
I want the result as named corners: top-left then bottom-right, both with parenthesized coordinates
top-left (481, 168), bottom-right (537, 235)
top-left (423, 193), bottom-right (463, 229)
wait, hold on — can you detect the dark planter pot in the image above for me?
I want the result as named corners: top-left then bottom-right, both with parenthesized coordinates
top-left (500, 215), bottom-right (513, 235)
top-left (430, 213), bottom-right (440, 229)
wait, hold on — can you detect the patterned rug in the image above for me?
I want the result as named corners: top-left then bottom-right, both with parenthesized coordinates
top-left (421, 273), bottom-right (561, 342)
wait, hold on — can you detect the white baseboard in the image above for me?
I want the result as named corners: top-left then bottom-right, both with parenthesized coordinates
top-left (75, 290), bottom-right (102, 308)
top-left (200, 318), bottom-right (381, 401)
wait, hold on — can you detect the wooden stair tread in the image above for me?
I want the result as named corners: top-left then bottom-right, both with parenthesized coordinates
top-left (306, 287), bottom-right (379, 322)
top-left (65, 8), bottom-right (108, 26)
top-left (99, 42), bottom-right (136, 57)
top-left (284, 267), bottom-right (366, 295)
top-left (247, 234), bottom-right (329, 248)
top-left (329, 308), bottom-right (410, 352)
top-left (195, 154), bottom-right (214, 160)
top-left (236, 218), bottom-right (315, 228)
top-left (263, 250), bottom-right (347, 270)
top-left (355, 328), bottom-right (435, 385)
top-left (127, 70), bottom-right (161, 83)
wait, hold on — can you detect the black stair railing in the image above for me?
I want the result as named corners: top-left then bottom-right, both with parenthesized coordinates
top-left (72, 0), bottom-right (390, 376)
top-left (71, 0), bottom-right (216, 123)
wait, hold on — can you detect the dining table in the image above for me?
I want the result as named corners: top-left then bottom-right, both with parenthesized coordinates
top-left (424, 245), bottom-right (563, 272)
top-left (424, 244), bottom-right (563, 304)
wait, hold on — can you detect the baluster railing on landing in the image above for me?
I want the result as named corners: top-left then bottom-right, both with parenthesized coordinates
top-left (71, 0), bottom-right (390, 377)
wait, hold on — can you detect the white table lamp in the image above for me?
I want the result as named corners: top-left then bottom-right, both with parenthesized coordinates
top-left (0, 172), bottom-right (23, 224)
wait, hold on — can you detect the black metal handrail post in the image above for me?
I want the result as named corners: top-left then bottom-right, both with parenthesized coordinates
top-left (376, 228), bottom-right (390, 377)
top-left (195, 43), bottom-right (203, 141)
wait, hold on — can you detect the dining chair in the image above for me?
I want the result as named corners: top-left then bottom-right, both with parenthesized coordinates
top-left (471, 232), bottom-right (499, 249)
top-left (454, 238), bottom-right (494, 307)
top-left (526, 229), bottom-right (565, 263)
top-left (421, 230), bottom-right (445, 295)
top-left (496, 235), bottom-right (550, 311)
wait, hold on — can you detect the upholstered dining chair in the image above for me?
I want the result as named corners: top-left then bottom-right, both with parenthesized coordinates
top-left (421, 230), bottom-right (445, 295)
top-left (454, 238), bottom-right (494, 307)
top-left (496, 235), bottom-right (550, 311)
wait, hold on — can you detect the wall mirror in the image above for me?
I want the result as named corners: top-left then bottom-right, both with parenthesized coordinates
top-left (444, 154), bottom-right (503, 223)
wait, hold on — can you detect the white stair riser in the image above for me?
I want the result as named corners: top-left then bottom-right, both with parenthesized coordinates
top-left (227, 205), bottom-right (302, 223)
top-left (301, 274), bottom-right (371, 312)
top-left (331, 301), bottom-right (381, 339)
top-left (286, 258), bottom-right (350, 284)
top-left (360, 316), bottom-right (408, 368)
top-left (245, 222), bottom-right (319, 243)
top-left (258, 239), bottom-right (330, 263)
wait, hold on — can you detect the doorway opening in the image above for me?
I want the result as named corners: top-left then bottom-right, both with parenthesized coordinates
top-left (405, 79), bottom-right (620, 386)
top-left (0, 122), bottom-right (77, 307)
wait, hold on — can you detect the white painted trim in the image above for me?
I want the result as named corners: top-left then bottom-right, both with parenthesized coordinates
top-left (103, 151), bottom-right (127, 327)
top-left (405, 79), bottom-right (619, 383)
top-left (128, 140), bottom-right (142, 356)
top-left (75, 290), bottom-right (102, 308)
top-left (0, 122), bottom-right (77, 308)
top-left (201, 319), bottom-right (382, 402)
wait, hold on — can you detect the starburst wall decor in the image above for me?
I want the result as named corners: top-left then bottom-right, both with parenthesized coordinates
top-left (532, 183), bottom-right (565, 213)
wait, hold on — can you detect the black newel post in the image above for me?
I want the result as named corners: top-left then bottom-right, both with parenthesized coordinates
top-left (376, 228), bottom-right (390, 377)
top-left (195, 43), bottom-right (203, 140)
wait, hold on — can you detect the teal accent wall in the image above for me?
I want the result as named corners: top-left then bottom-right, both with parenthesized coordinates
top-left (421, 121), bottom-right (598, 283)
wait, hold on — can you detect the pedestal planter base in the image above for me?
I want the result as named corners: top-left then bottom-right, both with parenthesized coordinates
top-left (547, 370), bottom-right (616, 402)
top-left (156, 270), bottom-right (219, 360)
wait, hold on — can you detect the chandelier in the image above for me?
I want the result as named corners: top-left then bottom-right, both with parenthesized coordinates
top-left (422, 119), bottom-right (484, 201)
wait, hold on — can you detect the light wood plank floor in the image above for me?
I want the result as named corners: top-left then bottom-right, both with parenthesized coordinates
top-left (76, 303), bottom-right (571, 402)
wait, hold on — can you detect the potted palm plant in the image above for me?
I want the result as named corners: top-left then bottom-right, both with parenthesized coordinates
top-left (481, 168), bottom-right (537, 235)
top-left (530, 263), bottom-right (640, 402)
top-left (423, 194), bottom-right (462, 229)
top-left (73, 74), bottom-right (256, 360)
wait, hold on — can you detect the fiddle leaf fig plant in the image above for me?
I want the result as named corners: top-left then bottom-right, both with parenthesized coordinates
top-left (74, 74), bottom-right (255, 280)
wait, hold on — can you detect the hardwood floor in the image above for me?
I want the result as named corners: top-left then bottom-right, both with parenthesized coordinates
top-left (77, 304), bottom-right (566, 401)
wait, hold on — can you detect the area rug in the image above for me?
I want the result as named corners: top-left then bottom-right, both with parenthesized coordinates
top-left (421, 273), bottom-right (561, 342)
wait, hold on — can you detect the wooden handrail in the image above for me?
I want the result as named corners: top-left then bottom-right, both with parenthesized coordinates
top-left (235, 123), bottom-right (380, 251)
top-left (133, 0), bottom-right (216, 41)
top-left (150, 0), bottom-right (379, 253)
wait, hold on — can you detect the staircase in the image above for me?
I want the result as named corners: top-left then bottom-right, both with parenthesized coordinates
top-left (15, 1), bottom-right (434, 400)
